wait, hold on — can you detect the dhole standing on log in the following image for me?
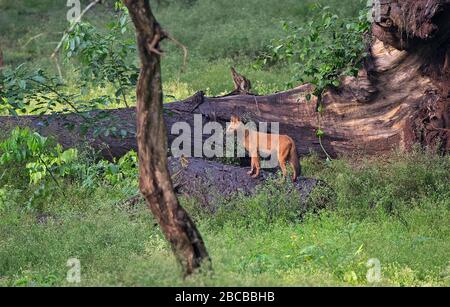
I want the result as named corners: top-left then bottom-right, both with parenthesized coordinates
top-left (227, 115), bottom-right (301, 181)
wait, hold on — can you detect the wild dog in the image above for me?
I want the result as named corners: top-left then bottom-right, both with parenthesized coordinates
top-left (226, 115), bottom-right (301, 181)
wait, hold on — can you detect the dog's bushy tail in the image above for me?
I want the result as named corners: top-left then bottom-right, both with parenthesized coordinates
top-left (289, 141), bottom-right (301, 182)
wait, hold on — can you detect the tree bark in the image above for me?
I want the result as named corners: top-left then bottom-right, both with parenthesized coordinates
top-left (366, 0), bottom-right (450, 152)
top-left (123, 0), bottom-right (209, 276)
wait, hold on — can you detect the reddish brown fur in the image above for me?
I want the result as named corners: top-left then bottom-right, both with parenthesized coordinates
top-left (227, 115), bottom-right (301, 181)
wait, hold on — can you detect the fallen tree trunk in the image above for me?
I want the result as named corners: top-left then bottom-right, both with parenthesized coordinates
top-left (0, 83), bottom-right (328, 159)
top-left (0, 0), bottom-right (448, 157)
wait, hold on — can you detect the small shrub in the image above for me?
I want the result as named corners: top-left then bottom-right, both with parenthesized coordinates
top-left (256, 4), bottom-right (370, 103)
top-left (0, 127), bottom-right (79, 185)
top-left (212, 176), bottom-right (302, 229)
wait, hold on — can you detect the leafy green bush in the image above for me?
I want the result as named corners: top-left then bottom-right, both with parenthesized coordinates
top-left (257, 4), bottom-right (370, 102)
top-left (0, 127), bottom-right (78, 184)
top-left (63, 1), bottom-right (138, 108)
top-left (91, 150), bottom-right (138, 187)
top-left (0, 128), bottom-right (139, 210)
top-left (0, 128), bottom-right (79, 210)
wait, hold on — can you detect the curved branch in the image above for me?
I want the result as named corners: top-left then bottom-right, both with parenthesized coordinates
top-left (50, 0), bottom-right (102, 59)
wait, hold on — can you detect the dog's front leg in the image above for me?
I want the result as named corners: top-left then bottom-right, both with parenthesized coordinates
top-left (251, 156), bottom-right (261, 178)
top-left (247, 158), bottom-right (255, 175)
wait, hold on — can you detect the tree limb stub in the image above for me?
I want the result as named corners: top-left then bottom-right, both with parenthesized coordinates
top-left (145, 23), bottom-right (188, 72)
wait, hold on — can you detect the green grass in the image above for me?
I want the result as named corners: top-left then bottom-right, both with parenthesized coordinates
top-left (0, 149), bottom-right (449, 286)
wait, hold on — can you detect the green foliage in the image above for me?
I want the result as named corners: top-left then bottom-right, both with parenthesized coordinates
top-left (0, 63), bottom-right (115, 120)
top-left (0, 128), bottom-right (79, 210)
top-left (257, 4), bottom-right (370, 101)
top-left (0, 127), bottom-right (139, 187)
top-left (0, 0), bottom-right (364, 101)
top-left (156, 0), bottom-right (363, 60)
top-left (0, 127), bottom-right (78, 185)
top-left (0, 64), bottom-right (72, 115)
top-left (301, 150), bottom-right (450, 218)
top-left (0, 128), bottom-right (139, 210)
top-left (85, 150), bottom-right (138, 188)
top-left (0, 2), bottom-right (139, 138)
top-left (63, 2), bottom-right (138, 107)
top-left (0, 63), bottom-right (135, 138)
top-left (0, 0), bottom-right (448, 288)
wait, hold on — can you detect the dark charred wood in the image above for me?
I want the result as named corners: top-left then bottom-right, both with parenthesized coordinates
top-left (120, 157), bottom-right (323, 213)
top-left (168, 157), bottom-right (322, 211)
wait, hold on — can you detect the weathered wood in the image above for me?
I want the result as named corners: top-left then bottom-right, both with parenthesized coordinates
top-left (371, 0), bottom-right (450, 50)
top-left (124, 0), bottom-right (209, 276)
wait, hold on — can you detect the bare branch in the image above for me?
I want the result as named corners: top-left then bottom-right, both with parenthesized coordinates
top-left (163, 30), bottom-right (189, 72)
top-left (23, 33), bottom-right (45, 48)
